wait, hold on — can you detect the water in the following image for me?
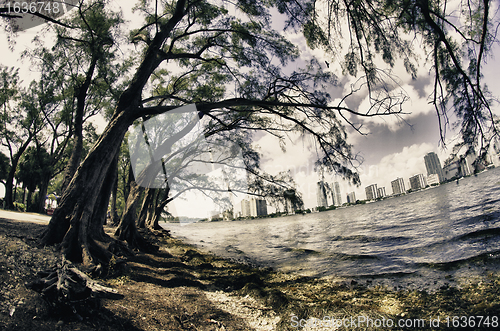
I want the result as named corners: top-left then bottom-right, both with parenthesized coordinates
top-left (165, 167), bottom-right (500, 290)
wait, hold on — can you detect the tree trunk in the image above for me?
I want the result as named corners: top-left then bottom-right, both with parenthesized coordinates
top-left (90, 155), bottom-right (118, 241)
top-left (60, 57), bottom-right (98, 194)
top-left (36, 176), bottom-right (50, 214)
top-left (145, 187), bottom-right (171, 232)
top-left (26, 189), bottom-right (33, 212)
top-left (3, 141), bottom-right (30, 210)
top-left (137, 188), bottom-right (154, 228)
top-left (41, 110), bottom-right (135, 268)
top-left (114, 181), bottom-right (156, 252)
top-left (60, 133), bottom-right (83, 195)
top-left (109, 156), bottom-right (120, 226)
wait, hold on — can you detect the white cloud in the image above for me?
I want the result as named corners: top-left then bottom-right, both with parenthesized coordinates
top-left (350, 81), bottom-right (434, 132)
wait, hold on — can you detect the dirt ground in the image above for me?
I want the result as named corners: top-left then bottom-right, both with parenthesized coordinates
top-left (1, 216), bottom-right (500, 331)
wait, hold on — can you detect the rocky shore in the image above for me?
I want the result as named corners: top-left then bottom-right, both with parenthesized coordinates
top-left (1, 215), bottom-right (499, 330)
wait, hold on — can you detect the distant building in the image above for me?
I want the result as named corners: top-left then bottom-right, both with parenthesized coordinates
top-left (346, 192), bottom-right (356, 204)
top-left (317, 181), bottom-right (328, 207)
top-left (209, 209), bottom-right (234, 221)
top-left (241, 198), bottom-right (267, 217)
top-left (331, 182), bottom-right (342, 206)
top-left (443, 154), bottom-right (476, 180)
top-left (365, 184), bottom-right (378, 200)
top-left (424, 152), bottom-right (444, 182)
top-left (377, 187), bottom-right (386, 198)
top-left (251, 198), bottom-right (267, 216)
top-left (241, 199), bottom-right (251, 217)
top-left (427, 173), bottom-right (440, 186)
top-left (391, 178), bottom-right (406, 195)
top-left (490, 137), bottom-right (500, 167)
top-left (443, 160), bottom-right (460, 181)
top-left (409, 174), bottom-right (427, 191)
top-left (461, 154), bottom-right (476, 176)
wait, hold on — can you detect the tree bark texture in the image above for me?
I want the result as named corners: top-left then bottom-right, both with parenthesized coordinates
top-left (3, 140), bottom-right (31, 210)
top-left (41, 110), bottom-right (135, 267)
top-left (114, 181), bottom-right (156, 252)
top-left (109, 157), bottom-right (120, 226)
top-left (60, 57), bottom-right (98, 194)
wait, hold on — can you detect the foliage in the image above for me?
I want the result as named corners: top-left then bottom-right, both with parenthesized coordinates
top-left (280, 0), bottom-right (500, 159)
top-left (16, 146), bottom-right (53, 193)
top-left (0, 151), bottom-right (9, 182)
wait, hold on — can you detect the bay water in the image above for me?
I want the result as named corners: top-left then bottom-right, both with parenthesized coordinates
top-left (166, 167), bottom-right (500, 290)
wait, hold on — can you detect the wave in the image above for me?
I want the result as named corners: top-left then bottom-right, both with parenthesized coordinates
top-left (326, 251), bottom-right (380, 260)
top-left (328, 234), bottom-right (412, 243)
top-left (417, 248), bottom-right (500, 271)
top-left (455, 227), bottom-right (500, 241)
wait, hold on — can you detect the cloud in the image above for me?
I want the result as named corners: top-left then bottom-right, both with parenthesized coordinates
top-left (351, 82), bottom-right (434, 132)
top-left (256, 132), bottom-right (327, 208)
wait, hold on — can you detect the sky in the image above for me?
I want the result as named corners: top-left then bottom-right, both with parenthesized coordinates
top-left (1, 0), bottom-right (499, 215)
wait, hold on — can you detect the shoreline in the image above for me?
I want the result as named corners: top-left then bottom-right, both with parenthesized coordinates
top-left (1, 216), bottom-right (499, 330)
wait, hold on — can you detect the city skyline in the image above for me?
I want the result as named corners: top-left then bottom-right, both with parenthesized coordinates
top-left (315, 143), bottom-right (500, 207)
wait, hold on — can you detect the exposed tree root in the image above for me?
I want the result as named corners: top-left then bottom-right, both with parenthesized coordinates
top-left (146, 226), bottom-right (171, 237)
top-left (27, 262), bottom-right (123, 320)
top-left (115, 222), bottom-right (159, 253)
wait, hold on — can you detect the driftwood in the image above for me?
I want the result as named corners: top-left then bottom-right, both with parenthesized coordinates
top-left (27, 262), bottom-right (123, 319)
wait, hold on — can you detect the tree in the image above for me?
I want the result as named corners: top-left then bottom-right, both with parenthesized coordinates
top-left (22, 0), bottom-right (124, 195)
top-left (18, 76), bottom-right (73, 213)
top-left (116, 106), bottom-right (252, 245)
top-left (40, 0), bottom-right (498, 272)
top-left (0, 65), bottom-right (47, 210)
top-left (16, 146), bottom-right (53, 211)
top-left (0, 151), bottom-right (9, 192)
top-left (290, 0), bottom-right (499, 160)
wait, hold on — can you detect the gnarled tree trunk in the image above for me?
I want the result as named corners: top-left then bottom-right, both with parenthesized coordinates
top-left (114, 181), bottom-right (156, 252)
top-left (145, 187), bottom-right (171, 232)
top-left (60, 56), bottom-right (98, 194)
top-left (109, 159), bottom-right (120, 226)
top-left (41, 110), bottom-right (135, 268)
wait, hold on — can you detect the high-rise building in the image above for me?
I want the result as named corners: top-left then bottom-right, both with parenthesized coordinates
top-left (409, 174), bottom-right (427, 191)
top-left (443, 153), bottom-right (476, 180)
top-left (427, 173), bottom-right (440, 186)
top-left (331, 182), bottom-right (342, 206)
top-left (424, 152), bottom-right (444, 182)
top-left (377, 187), bottom-right (386, 198)
top-left (346, 192), bottom-right (356, 204)
top-left (365, 184), bottom-right (378, 200)
top-left (251, 198), bottom-right (267, 216)
top-left (241, 198), bottom-right (267, 217)
top-left (391, 178), bottom-right (405, 195)
top-left (241, 199), bottom-right (251, 217)
top-left (317, 181), bottom-right (328, 207)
